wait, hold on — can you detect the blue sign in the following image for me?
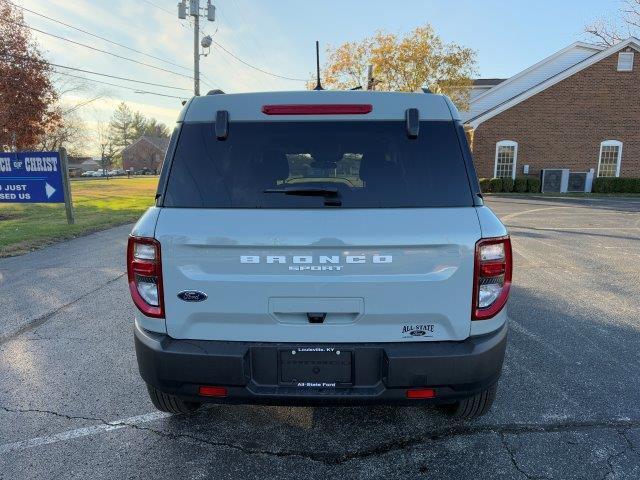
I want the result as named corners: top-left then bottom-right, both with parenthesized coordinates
top-left (0, 152), bottom-right (65, 203)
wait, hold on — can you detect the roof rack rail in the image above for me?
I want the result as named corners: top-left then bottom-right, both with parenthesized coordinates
top-left (206, 89), bottom-right (225, 95)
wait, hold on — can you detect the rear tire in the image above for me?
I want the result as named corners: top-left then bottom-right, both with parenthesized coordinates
top-left (442, 383), bottom-right (497, 419)
top-left (146, 384), bottom-right (201, 414)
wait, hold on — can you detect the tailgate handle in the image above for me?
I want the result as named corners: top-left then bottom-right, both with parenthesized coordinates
top-left (269, 298), bottom-right (364, 325)
top-left (307, 312), bottom-right (327, 324)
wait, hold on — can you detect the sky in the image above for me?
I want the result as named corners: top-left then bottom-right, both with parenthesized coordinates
top-left (17, 0), bottom-right (623, 155)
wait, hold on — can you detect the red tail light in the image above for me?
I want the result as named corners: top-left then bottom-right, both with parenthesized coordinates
top-left (472, 236), bottom-right (512, 320)
top-left (127, 236), bottom-right (164, 318)
top-left (261, 104), bottom-right (373, 115)
top-left (406, 388), bottom-right (436, 399)
top-left (199, 386), bottom-right (228, 397)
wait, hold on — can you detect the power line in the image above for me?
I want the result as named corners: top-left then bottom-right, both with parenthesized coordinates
top-left (62, 96), bottom-right (103, 115)
top-left (225, 0), bottom-right (269, 65)
top-left (10, 2), bottom-right (191, 72)
top-left (9, 1), bottom-right (221, 91)
top-left (211, 40), bottom-right (307, 81)
top-left (0, 17), bottom-right (194, 81)
top-left (0, 51), bottom-right (192, 91)
top-left (140, 0), bottom-right (176, 17)
top-left (52, 70), bottom-right (187, 99)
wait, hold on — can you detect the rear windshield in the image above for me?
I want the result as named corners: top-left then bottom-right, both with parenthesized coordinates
top-left (162, 120), bottom-right (473, 208)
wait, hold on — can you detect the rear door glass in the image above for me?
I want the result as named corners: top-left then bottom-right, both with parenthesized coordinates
top-left (162, 121), bottom-right (473, 208)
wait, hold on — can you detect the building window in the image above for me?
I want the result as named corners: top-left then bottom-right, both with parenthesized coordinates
top-left (494, 140), bottom-right (518, 179)
top-left (597, 140), bottom-right (623, 177)
top-left (617, 52), bottom-right (634, 71)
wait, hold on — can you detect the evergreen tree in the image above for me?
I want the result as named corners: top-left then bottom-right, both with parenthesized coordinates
top-left (108, 102), bottom-right (136, 150)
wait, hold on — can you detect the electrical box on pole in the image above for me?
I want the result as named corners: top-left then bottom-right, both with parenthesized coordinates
top-left (207, 0), bottom-right (215, 21)
top-left (177, 0), bottom-right (186, 19)
top-left (189, 0), bottom-right (199, 16)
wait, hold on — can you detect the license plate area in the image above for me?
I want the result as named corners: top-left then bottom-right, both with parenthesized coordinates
top-left (279, 348), bottom-right (353, 387)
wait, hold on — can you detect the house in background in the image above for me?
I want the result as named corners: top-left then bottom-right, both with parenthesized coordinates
top-left (462, 37), bottom-right (640, 180)
top-left (469, 78), bottom-right (505, 102)
top-left (121, 135), bottom-right (170, 174)
top-left (67, 156), bottom-right (100, 177)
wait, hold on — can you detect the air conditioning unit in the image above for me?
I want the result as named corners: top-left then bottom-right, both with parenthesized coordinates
top-left (541, 169), bottom-right (569, 193)
top-left (567, 171), bottom-right (594, 193)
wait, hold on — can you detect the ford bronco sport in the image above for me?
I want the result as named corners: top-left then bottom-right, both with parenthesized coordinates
top-left (128, 90), bottom-right (511, 419)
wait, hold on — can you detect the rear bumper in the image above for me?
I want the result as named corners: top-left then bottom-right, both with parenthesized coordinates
top-left (134, 322), bottom-right (507, 405)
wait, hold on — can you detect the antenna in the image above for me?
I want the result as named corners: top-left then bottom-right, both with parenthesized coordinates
top-left (313, 40), bottom-right (323, 91)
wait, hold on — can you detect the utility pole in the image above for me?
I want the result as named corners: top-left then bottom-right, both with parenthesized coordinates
top-left (193, 5), bottom-right (200, 96)
top-left (179, 0), bottom-right (215, 96)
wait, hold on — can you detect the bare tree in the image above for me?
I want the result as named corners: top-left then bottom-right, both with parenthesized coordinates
top-left (36, 109), bottom-right (89, 155)
top-left (35, 74), bottom-right (101, 155)
top-left (96, 121), bottom-right (118, 171)
top-left (585, 0), bottom-right (640, 46)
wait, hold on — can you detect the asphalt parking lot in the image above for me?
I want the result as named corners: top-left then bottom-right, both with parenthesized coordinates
top-left (1, 195), bottom-right (639, 479)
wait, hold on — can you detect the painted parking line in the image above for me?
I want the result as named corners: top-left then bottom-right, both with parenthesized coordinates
top-left (499, 206), bottom-right (573, 222)
top-left (508, 226), bottom-right (639, 231)
top-left (0, 411), bottom-right (171, 455)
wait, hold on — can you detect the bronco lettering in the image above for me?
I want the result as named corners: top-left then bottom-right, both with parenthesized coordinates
top-left (240, 254), bottom-right (393, 264)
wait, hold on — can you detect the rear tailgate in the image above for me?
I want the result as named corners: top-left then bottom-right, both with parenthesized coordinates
top-left (156, 208), bottom-right (480, 343)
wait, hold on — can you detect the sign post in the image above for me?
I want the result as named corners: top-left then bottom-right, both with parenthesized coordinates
top-left (0, 150), bottom-right (75, 224)
top-left (59, 147), bottom-right (75, 224)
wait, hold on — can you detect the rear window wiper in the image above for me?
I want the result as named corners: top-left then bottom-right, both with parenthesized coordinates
top-left (263, 186), bottom-right (338, 196)
top-left (263, 186), bottom-right (341, 206)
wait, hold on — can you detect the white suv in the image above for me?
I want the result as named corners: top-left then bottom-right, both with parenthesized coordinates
top-left (128, 90), bottom-right (511, 419)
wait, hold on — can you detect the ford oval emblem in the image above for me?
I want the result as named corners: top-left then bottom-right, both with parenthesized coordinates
top-left (410, 330), bottom-right (426, 336)
top-left (177, 290), bottom-right (208, 302)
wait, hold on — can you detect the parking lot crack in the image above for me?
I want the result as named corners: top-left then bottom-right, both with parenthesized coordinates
top-left (110, 417), bottom-right (640, 467)
top-left (0, 272), bottom-right (126, 345)
top-left (4, 406), bottom-right (640, 467)
top-left (499, 432), bottom-right (546, 480)
top-left (602, 448), bottom-right (626, 480)
top-left (112, 422), bottom-right (340, 464)
top-left (0, 406), bottom-right (109, 424)
top-left (618, 429), bottom-right (639, 456)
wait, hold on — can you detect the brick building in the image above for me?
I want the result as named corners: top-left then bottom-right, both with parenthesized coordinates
top-left (121, 135), bottom-right (170, 174)
top-left (462, 38), bottom-right (640, 180)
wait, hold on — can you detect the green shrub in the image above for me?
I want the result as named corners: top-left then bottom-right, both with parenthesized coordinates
top-left (593, 177), bottom-right (640, 193)
top-left (527, 177), bottom-right (541, 193)
top-left (514, 177), bottom-right (528, 192)
top-left (502, 178), bottom-right (514, 192)
top-left (478, 178), bottom-right (492, 193)
top-left (489, 178), bottom-right (503, 193)
top-left (593, 178), bottom-right (609, 193)
top-left (619, 178), bottom-right (640, 193)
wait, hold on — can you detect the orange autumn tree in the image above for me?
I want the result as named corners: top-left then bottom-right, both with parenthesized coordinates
top-left (0, 0), bottom-right (58, 150)
top-left (317, 25), bottom-right (477, 109)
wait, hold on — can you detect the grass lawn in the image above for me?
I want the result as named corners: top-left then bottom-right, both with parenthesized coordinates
top-left (0, 177), bottom-right (158, 257)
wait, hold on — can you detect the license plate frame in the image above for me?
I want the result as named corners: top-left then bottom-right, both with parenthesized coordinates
top-left (279, 347), bottom-right (353, 387)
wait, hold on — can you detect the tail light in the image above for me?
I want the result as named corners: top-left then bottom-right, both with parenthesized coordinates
top-left (127, 236), bottom-right (164, 318)
top-left (406, 388), bottom-right (436, 399)
top-left (199, 386), bottom-right (228, 397)
top-left (472, 236), bottom-right (512, 320)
